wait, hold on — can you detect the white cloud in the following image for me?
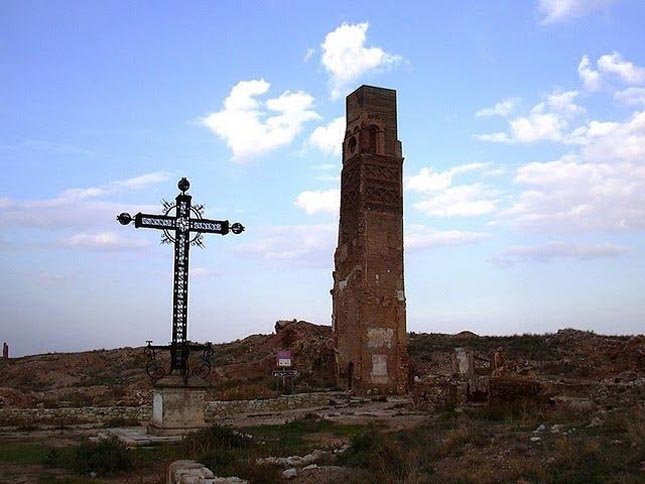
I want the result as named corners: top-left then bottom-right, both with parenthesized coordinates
top-left (303, 48), bottom-right (315, 62)
top-left (112, 172), bottom-right (172, 190)
top-left (294, 189), bottom-right (340, 215)
top-left (236, 224), bottom-right (335, 267)
top-left (475, 98), bottom-right (520, 118)
top-left (0, 172), bottom-right (169, 230)
top-left (405, 225), bottom-right (489, 251)
top-left (539, 0), bottom-right (618, 24)
top-left (61, 232), bottom-right (150, 251)
top-left (597, 52), bottom-right (645, 84)
top-left (578, 52), bottom-right (645, 91)
top-left (0, 199), bottom-right (152, 230)
top-left (575, 111), bottom-right (645, 162)
top-left (191, 267), bottom-right (221, 278)
top-left (490, 241), bottom-right (629, 267)
top-left (413, 185), bottom-right (498, 217)
top-left (511, 90), bottom-right (584, 143)
top-left (545, 90), bottom-right (586, 117)
top-left (578, 55), bottom-right (602, 91)
top-left (237, 222), bottom-right (489, 265)
top-left (496, 104), bottom-right (645, 233)
top-left (200, 79), bottom-right (320, 161)
top-left (474, 132), bottom-right (512, 143)
top-left (504, 156), bottom-right (645, 231)
top-left (510, 112), bottom-right (568, 143)
top-left (407, 164), bottom-right (500, 217)
top-left (614, 87), bottom-right (645, 106)
top-left (477, 90), bottom-right (585, 144)
top-left (406, 163), bottom-right (488, 192)
top-left (321, 22), bottom-right (401, 99)
top-left (308, 116), bottom-right (345, 156)
top-left (37, 272), bottom-right (73, 286)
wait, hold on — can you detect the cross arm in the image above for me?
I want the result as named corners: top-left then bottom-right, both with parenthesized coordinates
top-left (134, 213), bottom-right (176, 231)
top-left (190, 218), bottom-right (229, 235)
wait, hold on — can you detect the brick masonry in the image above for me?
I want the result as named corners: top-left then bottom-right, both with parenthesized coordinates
top-left (332, 85), bottom-right (408, 395)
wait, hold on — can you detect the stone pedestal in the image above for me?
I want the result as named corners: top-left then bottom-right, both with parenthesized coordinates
top-left (147, 375), bottom-right (208, 436)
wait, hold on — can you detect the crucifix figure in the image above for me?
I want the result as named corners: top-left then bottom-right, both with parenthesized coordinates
top-left (117, 177), bottom-right (244, 383)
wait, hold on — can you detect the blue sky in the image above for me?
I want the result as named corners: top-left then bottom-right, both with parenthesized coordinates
top-left (2, 0), bottom-right (644, 356)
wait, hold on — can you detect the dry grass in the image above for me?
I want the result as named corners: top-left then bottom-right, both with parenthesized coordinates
top-left (339, 403), bottom-right (644, 483)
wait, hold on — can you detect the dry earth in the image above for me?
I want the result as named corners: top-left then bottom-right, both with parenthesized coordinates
top-left (0, 322), bottom-right (643, 483)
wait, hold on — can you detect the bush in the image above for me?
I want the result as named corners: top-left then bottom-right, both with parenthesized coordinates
top-left (339, 425), bottom-right (426, 483)
top-left (183, 424), bottom-right (289, 483)
top-left (182, 423), bottom-right (253, 457)
top-left (43, 446), bottom-right (76, 469)
top-left (73, 436), bottom-right (133, 476)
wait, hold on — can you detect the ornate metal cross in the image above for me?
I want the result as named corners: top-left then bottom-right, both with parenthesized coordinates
top-left (116, 177), bottom-right (244, 383)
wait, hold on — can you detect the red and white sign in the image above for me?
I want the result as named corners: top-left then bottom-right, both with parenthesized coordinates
top-left (277, 350), bottom-right (292, 367)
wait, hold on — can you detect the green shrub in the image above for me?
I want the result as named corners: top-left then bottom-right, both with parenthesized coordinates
top-left (43, 446), bottom-right (76, 469)
top-left (182, 423), bottom-right (253, 457)
top-left (199, 450), bottom-right (282, 483)
top-left (73, 436), bottom-right (133, 476)
top-left (339, 425), bottom-right (425, 482)
top-left (184, 423), bottom-right (308, 483)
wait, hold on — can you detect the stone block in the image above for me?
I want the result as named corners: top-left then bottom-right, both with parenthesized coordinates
top-left (149, 376), bottom-right (208, 436)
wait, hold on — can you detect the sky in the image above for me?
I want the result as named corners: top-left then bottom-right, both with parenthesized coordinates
top-left (2, 0), bottom-right (644, 357)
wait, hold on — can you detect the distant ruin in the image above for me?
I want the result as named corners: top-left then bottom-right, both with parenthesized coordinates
top-left (332, 85), bottom-right (408, 395)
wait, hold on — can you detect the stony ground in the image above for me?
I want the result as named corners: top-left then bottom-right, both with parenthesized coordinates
top-left (1, 323), bottom-right (643, 410)
top-left (0, 324), bottom-right (643, 482)
top-left (1, 393), bottom-right (643, 483)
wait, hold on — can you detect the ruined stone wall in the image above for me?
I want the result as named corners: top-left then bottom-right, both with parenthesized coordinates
top-left (0, 405), bottom-right (152, 426)
top-left (0, 392), bottom-right (341, 426)
top-left (332, 85), bottom-right (407, 395)
top-left (204, 392), bottom-right (337, 418)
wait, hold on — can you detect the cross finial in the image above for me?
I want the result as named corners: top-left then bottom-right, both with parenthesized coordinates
top-left (178, 177), bottom-right (190, 194)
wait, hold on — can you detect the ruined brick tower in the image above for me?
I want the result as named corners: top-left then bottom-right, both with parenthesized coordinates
top-left (332, 85), bottom-right (407, 395)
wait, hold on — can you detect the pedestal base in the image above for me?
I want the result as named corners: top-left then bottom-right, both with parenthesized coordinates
top-left (147, 375), bottom-right (208, 436)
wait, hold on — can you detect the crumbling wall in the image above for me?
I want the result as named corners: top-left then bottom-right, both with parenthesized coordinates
top-left (0, 391), bottom-right (343, 426)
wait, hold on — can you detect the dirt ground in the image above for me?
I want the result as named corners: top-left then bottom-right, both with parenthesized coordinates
top-left (0, 398), bottom-right (416, 484)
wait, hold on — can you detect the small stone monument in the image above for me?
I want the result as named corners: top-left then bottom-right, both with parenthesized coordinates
top-left (452, 348), bottom-right (475, 377)
top-left (490, 347), bottom-right (505, 373)
top-left (2, 342), bottom-right (8, 359)
top-left (117, 177), bottom-right (244, 435)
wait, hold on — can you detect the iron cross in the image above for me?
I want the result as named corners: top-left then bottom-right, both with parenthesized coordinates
top-left (116, 177), bottom-right (244, 382)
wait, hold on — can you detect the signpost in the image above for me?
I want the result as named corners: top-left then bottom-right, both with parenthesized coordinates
top-left (273, 349), bottom-right (297, 393)
top-left (277, 349), bottom-right (292, 367)
top-left (117, 177), bottom-right (244, 383)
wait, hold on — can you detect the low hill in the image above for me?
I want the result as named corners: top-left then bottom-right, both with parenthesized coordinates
top-left (0, 321), bottom-right (642, 409)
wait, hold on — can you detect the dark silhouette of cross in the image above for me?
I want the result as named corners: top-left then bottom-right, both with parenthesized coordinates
top-left (117, 177), bottom-right (244, 382)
